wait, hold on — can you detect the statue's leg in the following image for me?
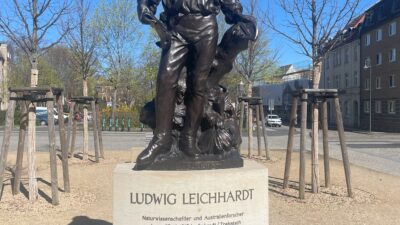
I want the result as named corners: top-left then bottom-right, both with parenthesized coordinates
top-left (135, 34), bottom-right (189, 170)
top-left (179, 27), bottom-right (218, 156)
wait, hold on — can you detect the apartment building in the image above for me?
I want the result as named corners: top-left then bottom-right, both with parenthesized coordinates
top-left (0, 43), bottom-right (11, 111)
top-left (321, 15), bottom-right (365, 128)
top-left (360, 0), bottom-right (400, 132)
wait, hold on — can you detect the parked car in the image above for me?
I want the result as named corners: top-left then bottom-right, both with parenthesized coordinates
top-left (266, 114), bottom-right (282, 127)
top-left (36, 107), bottom-right (68, 125)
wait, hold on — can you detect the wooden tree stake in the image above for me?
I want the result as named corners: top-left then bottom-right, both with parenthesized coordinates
top-left (299, 93), bottom-right (308, 199)
top-left (83, 105), bottom-right (89, 161)
top-left (13, 101), bottom-right (27, 195)
top-left (47, 91), bottom-right (59, 205)
top-left (27, 102), bottom-right (39, 203)
top-left (311, 102), bottom-right (320, 193)
top-left (255, 104), bottom-right (261, 156)
top-left (322, 100), bottom-right (330, 187)
top-left (96, 104), bottom-right (105, 159)
top-left (283, 96), bottom-right (298, 189)
top-left (259, 102), bottom-right (269, 159)
top-left (91, 101), bottom-right (100, 163)
top-left (247, 103), bottom-right (252, 158)
top-left (70, 104), bottom-right (78, 155)
top-left (66, 102), bottom-right (74, 156)
top-left (57, 95), bottom-right (70, 193)
top-left (333, 96), bottom-right (353, 197)
top-left (0, 92), bottom-right (17, 199)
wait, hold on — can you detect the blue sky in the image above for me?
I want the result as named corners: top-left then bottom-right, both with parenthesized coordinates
top-left (79, 0), bottom-right (380, 67)
top-left (1, 0), bottom-right (379, 67)
top-left (263, 0), bottom-right (378, 67)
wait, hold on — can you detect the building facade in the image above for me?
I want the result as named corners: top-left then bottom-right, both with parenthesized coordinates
top-left (254, 66), bottom-right (311, 123)
top-left (0, 44), bottom-right (11, 111)
top-left (360, 0), bottom-right (400, 132)
top-left (321, 15), bottom-right (364, 128)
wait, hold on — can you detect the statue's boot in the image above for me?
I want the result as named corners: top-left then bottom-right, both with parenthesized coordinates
top-left (179, 130), bottom-right (201, 157)
top-left (179, 90), bottom-right (207, 158)
top-left (135, 133), bottom-right (172, 170)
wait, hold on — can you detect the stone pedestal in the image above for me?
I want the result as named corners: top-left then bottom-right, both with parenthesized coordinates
top-left (113, 160), bottom-right (269, 225)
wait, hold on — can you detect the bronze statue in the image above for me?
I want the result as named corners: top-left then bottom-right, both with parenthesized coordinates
top-left (135, 0), bottom-right (258, 170)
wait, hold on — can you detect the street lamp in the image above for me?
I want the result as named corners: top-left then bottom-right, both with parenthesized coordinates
top-left (363, 58), bottom-right (372, 133)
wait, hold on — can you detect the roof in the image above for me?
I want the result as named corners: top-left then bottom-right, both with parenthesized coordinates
top-left (362, 0), bottom-right (400, 32)
top-left (325, 13), bottom-right (366, 52)
top-left (279, 64), bottom-right (294, 74)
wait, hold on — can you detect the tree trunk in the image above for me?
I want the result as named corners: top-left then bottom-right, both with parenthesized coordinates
top-left (247, 82), bottom-right (253, 158)
top-left (111, 88), bottom-right (117, 126)
top-left (83, 78), bottom-right (89, 160)
top-left (28, 57), bottom-right (39, 202)
top-left (311, 62), bottom-right (322, 193)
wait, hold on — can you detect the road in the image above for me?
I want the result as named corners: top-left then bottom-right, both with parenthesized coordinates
top-left (1, 125), bottom-right (399, 176)
top-left (241, 125), bottom-right (400, 177)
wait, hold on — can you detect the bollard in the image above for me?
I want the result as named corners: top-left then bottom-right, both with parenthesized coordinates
top-left (102, 115), bottom-right (106, 131)
top-left (115, 117), bottom-right (119, 132)
top-left (109, 117), bottom-right (113, 131)
top-left (127, 117), bottom-right (131, 132)
top-left (121, 117), bottom-right (125, 132)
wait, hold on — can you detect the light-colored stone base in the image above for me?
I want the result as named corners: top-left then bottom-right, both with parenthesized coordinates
top-left (113, 160), bottom-right (269, 225)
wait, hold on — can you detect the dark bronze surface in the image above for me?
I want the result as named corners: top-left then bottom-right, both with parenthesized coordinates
top-left (135, 0), bottom-right (258, 170)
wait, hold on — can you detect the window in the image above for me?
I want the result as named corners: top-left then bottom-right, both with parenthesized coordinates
top-left (376, 29), bottom-right (383, 41)
top-left (365, 34), bottom-right (371, 46)
top-left (364, 101), bottom-right (370, 113)
top-left (378, 5), bottom-right (386, 20)
top-left (376, 53), bottom-right (382, 65)
top-left (327, 77), bottom-right (331, 88)
top-left (388, 100), bottom-right (396, 114)
top-left (376, 77), bottom-right (381, 89)
top-left (354, 46), bottom-right (358, 62)
top-left (390, 75), bottom-right (396, 87)
top-left (389, 48), bottom-right (397, 62)
top-left (389, 22), bottom-right (397, 36)
top-left (364, 57), bottom-right (371, 69)
top-left (344, 48), bottom-right (349, 64)
top-left (354, 71), bottom-right (358, 87)
top-left (325, 56), bottom-right (330, 69)
top-left (394, 0), bottom-right (400, 12)
top-left (375, 101), bottom-right (382, 113)
top-left (335, 75), bottom-right (340, 88)
top-left (345, 73), bottom-right (349, 88)
top-left (365, 78), bottom-right (370, 90)
top-left (365, 13), bottom-right (374, 26)
top-left (344, 101), bottom-right (349, 116)
top-left (334, 50), bottom-right (341, 66)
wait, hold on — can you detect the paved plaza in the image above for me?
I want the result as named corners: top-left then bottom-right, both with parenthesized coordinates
top-left (1, 125), bottom-right (399, 176)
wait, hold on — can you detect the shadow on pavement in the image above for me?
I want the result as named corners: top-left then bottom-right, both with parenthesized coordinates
top-left (69, 216), bottom-right (112, 225)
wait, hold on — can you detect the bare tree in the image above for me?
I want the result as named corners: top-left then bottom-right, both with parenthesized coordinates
top-left (66, 0), bottom-right (97, 94)
top-left (265, 0), bottom-right (361, 194)
top-left (0, 0), bottom-right (72, 203)
top-left (94, 0), bottom-right (142, 124)
top-left (0, 0), bottom-right (72, 87)
top-left (234, 0), bottom-right (278, 159)
top-left (266, 0), bottom-right (360, 88)
top-left (66, 0), bottom-right (98, 160)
